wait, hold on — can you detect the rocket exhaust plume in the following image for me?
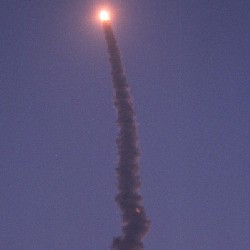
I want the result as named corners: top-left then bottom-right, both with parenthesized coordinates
top-left (101, 18), bottom-right (150, 250)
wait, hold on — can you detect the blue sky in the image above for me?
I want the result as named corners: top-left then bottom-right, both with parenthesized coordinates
top-left (1, 1), bottom-right (250, 249)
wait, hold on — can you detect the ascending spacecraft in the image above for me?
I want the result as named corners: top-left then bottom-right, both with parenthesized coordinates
top-left (99, 10), bottom-right (110, 22)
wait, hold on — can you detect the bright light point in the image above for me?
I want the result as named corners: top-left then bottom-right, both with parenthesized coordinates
top-left (99, 10), bottom-right (110, 22)
top-left (136, 208), bottom-right (141, 214)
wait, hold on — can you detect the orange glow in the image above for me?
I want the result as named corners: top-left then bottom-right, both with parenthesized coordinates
top-left (99, 10), bottom-right (110, 22)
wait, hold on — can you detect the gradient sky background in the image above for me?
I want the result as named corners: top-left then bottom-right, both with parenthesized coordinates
top-left (1, 0), bottom-right (250, 249)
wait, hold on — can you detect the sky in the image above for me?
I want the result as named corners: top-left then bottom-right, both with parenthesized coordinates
top-left (1, 0), bottom-right (250, 249)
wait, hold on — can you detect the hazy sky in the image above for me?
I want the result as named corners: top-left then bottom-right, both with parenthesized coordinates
top-left (1, 0), bottom-right (250, 249)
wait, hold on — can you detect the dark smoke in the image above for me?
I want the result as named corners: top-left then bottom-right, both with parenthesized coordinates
top-left (102, 22), bottom-right (150, 250)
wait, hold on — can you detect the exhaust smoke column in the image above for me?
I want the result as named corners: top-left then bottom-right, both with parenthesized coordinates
top-left (100, 13), bottom-right (150, 250)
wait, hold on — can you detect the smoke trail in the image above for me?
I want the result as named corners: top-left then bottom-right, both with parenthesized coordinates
top-left (102, 21), bottom-right (150, 250)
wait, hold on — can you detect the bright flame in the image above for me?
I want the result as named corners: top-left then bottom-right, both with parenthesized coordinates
top-left (99, 10), bottom-right (110, 22)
